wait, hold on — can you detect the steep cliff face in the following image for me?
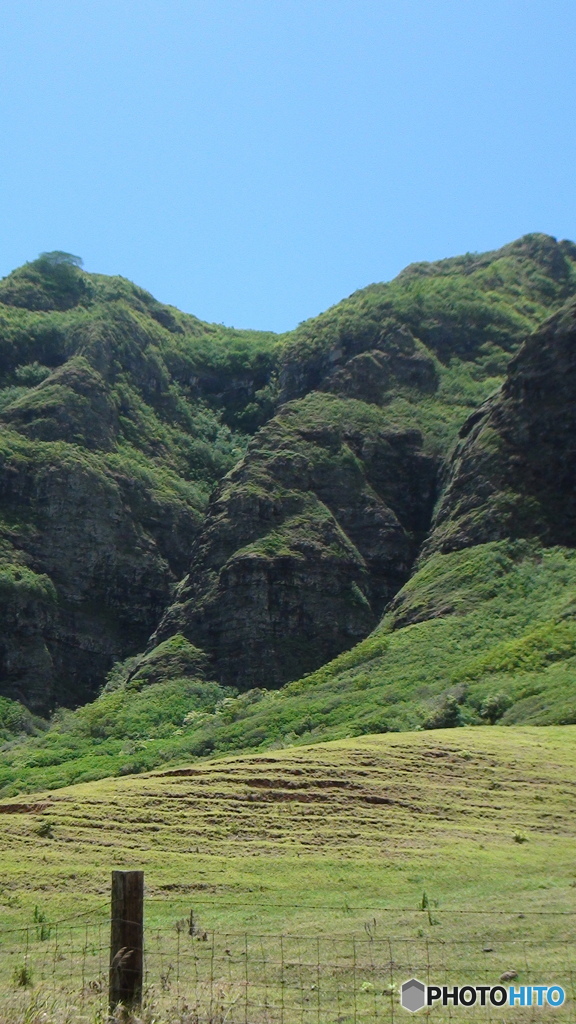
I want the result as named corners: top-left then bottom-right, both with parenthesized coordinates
top-left (426, 299), bottom-right (576, 556)
top-left (152, 234), bottom-right (576, 693)
top-left (0, 428), bottom-right (203, 711)
top-left (155, 393), bottom-right (437, 689)
top-left (0, 562), bottom-right (57, 712)
top-left (1, 237), bottom-right (576, 714)
top-left (0, 256), bottom-right (273, 712)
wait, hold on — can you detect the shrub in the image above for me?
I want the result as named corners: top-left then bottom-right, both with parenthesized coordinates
top-left (12, 962), bottom-right (32, 987)
top-left (33, 905), bottom-right (51, 941)
top-left (422, 695), bottom-right (464, 730)
top-left (13, 361), bottom-right (53, 386)
top-left (480, 692), bottom-right (512, 724)
top-left (0, 251), bottom-right (89, 311)
top-left (0, 697), bottom-right (35, 738)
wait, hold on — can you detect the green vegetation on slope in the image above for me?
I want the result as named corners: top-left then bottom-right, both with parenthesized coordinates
top-left (152, 238), bottom-right (576, 696)
top-left (281, 234), bottom-right (576, 390)
top-left (1, 234), bottom-right (576, 738)
top-left (2, 540), bottom-right (576, 795)
top-left (1, 725), bottom-right (575, 928)
top-left (1, 241), bottom-right (576, 1021)
top-left (155, 391), bottom-right (437, 690)
top-left (279, 233), bottom-right (576, 455)
top-left (153, 540), bottom-right (576, 741)
top-left (0, 254), bottom-right (281, 711)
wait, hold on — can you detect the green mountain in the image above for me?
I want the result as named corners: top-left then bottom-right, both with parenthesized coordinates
top-left (152, 232), bottom-right (576, 691)
top-left (0, 251), bottom-right (277, 711)
top-left (1, 234), bottom-right (576, 795)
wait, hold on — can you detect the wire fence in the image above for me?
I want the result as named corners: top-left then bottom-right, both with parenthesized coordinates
top-left (0, 904), bottom-right (574, 1023)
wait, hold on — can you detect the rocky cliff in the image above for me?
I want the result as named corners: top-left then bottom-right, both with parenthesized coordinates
top-left (0, 253), bottom-right (271, 711)
top-left (0, 236), bottom-right (575, 714)
top-left (154, 394), bottom-right (437, 688)
top-left (153, 233), bottom-right (576, 691)
top-left (426, 299), bottom-right (576, 555)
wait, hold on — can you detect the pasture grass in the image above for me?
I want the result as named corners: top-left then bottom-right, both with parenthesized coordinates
top-left (0, 726), bottom-right (574, 1020)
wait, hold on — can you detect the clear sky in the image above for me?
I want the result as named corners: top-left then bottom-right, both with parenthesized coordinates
top-left (1, 0), bottom-right (575, 332)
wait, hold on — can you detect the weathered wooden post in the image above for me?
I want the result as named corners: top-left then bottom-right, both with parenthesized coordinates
top-left (109, 870), bottom-right (144, 1012)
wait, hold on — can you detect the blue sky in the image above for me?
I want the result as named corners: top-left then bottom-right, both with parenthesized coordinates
top-left (1, 0), bottom-right (575, 332)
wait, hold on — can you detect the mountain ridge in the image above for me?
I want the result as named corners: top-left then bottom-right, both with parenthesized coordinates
top-left (0, 235), bottom-right (575, 795)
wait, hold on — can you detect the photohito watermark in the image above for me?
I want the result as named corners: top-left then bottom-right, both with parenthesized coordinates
top-left (400, 978), bottom-right (565, 1012)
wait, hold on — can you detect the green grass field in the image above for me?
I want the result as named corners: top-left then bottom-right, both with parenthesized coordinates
top-left (0, 725), bottom-right (574, 1021)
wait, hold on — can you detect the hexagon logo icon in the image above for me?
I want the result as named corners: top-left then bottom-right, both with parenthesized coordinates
top-left (401, 978), bottom-right (426, 1012)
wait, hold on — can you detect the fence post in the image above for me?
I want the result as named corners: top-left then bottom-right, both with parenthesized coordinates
top-left (109, 870), bottom-right (144, 1012)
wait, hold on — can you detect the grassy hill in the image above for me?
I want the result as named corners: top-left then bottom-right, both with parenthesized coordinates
top-left (0, 727), bottom-right (574, 1020)
top-left (3, 724), bottom-right (574, 926)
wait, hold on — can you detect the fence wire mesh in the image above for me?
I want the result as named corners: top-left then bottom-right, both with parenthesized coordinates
top-left (0, 907), bottom-right (574, 1023)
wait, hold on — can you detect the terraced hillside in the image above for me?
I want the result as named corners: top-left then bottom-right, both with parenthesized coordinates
top-left (2, 725), bottom-right (575, 925)
top-left (0, 727), bottom-right (574, 1021)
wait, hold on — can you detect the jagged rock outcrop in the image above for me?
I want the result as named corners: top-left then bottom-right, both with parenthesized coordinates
top-left (0, 433), bottom-right (202, 711)
top-left (1, 236), bottom-right (576, 714)
top-left (1, 357), bottom-right (119, 449)
top-left (426, 299), bottom-right (576, 554)
top-left (154, 394), bottom-right (437, 689)
top-left (0, 257), bottom-right (255, 712)
top-left (279, 321), bottom-right (439, 405)
top-left (278, 234), bottom-right (576, 401)
top-left (319, 325), bottom-right (439, 403)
